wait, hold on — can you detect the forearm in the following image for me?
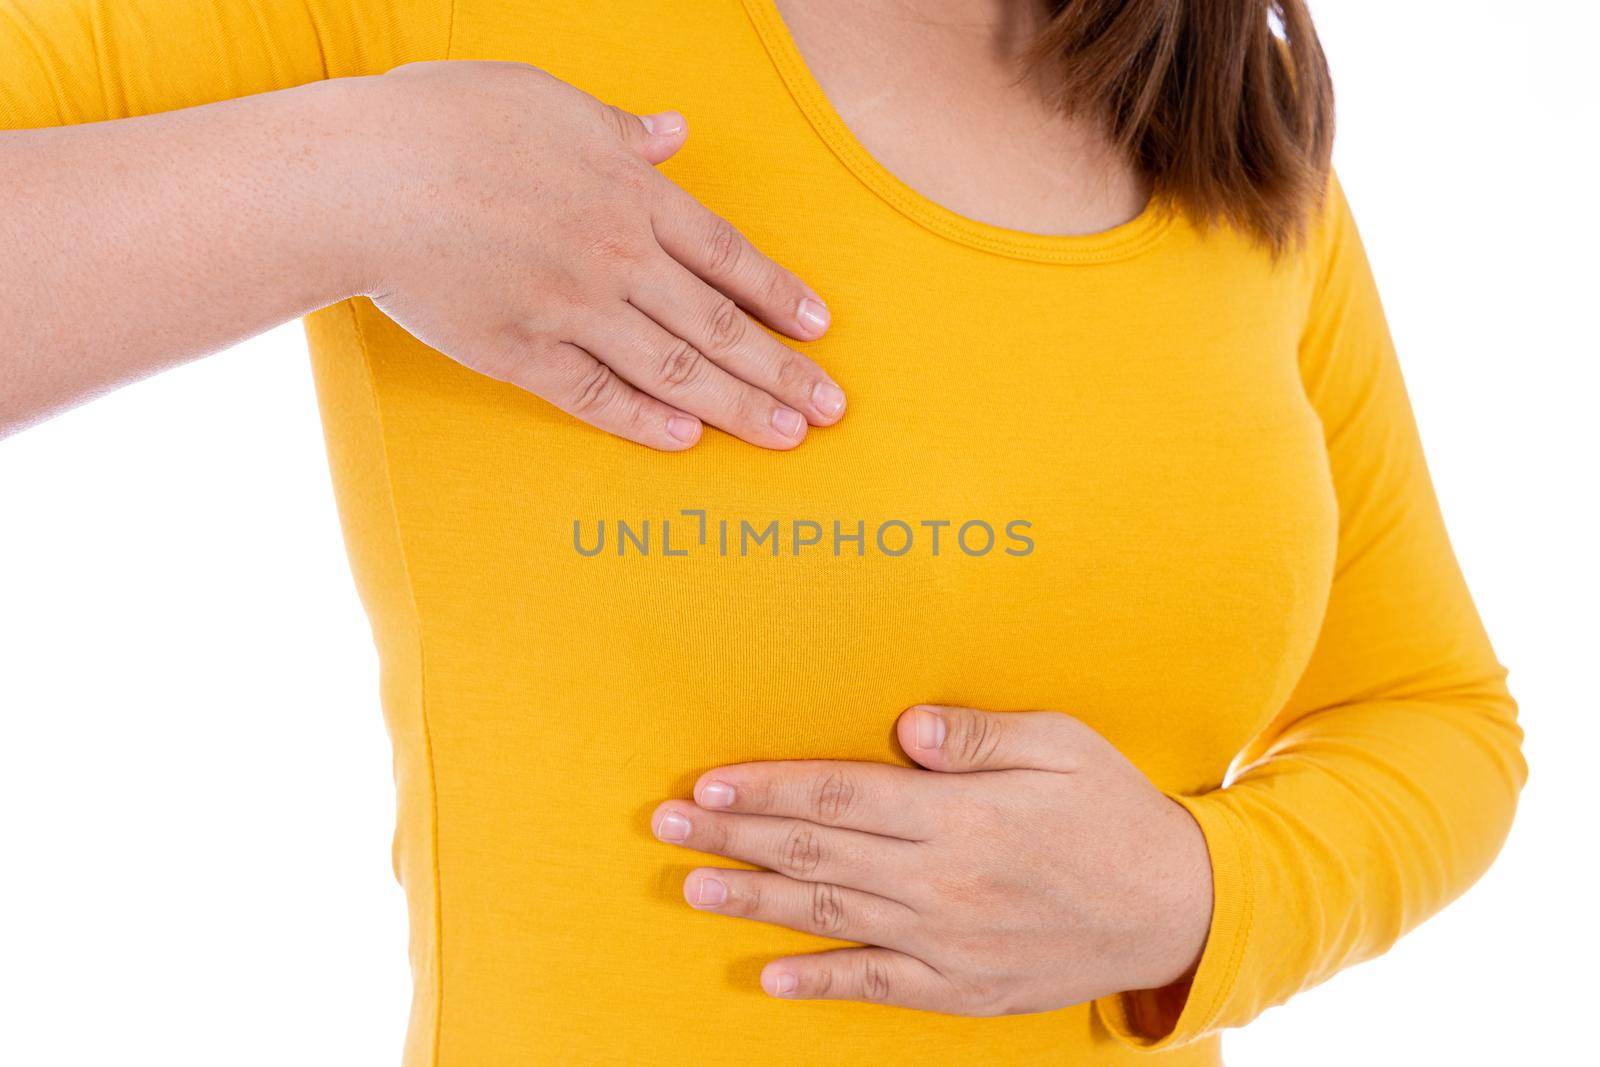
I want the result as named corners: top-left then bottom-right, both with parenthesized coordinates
top-left (1097, 175), bottom-right (1527, 1049)
top-left (0, 77), bottom-right (376, 434)
top-left (1141, 687), bottom-right (1521, 1041)
top-left (3, 54), bottom-right (843, 453)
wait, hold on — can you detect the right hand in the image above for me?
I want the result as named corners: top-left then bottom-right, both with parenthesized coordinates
top-left (344, 60), bottom-right (844, 451)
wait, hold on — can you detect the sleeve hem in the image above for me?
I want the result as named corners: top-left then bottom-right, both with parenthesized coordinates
top-left (1094, 790), bottom-right (1255, 1051)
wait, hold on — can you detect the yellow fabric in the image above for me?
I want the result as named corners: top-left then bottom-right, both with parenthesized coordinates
top-left (1, 1), bottom-right (1526, 1064)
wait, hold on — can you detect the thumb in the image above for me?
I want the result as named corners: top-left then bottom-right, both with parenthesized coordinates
top-left (605, 104), bottom-right (688, 165)
top-left (896, 705), bottom-right (1086, 773)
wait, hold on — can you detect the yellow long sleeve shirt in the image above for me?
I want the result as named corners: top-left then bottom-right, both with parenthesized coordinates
top-left (0, 1), bottom-right (1527, 1064)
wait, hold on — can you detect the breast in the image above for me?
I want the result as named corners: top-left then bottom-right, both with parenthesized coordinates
top-left (305, 187), bottom-right (1333, 1064)
top-left (344, 217), bottom-right (1335, 799)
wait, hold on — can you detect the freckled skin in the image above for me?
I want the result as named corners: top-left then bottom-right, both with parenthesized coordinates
top-left (1, 65), bottom-right (845, 447)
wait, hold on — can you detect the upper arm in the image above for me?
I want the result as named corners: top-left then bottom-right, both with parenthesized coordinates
top-left (0, 0), bottom-right (452, 129)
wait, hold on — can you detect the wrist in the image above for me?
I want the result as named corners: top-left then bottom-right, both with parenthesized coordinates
top-left (277, 74), bottom-right (401, 303)
top-left (1143, 797), bottom-right (1216, 989)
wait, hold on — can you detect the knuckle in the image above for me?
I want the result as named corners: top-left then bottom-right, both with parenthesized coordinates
top-left (737, 389), bottom-right (777, 435)
top-left (600, 153), bottom-right (653, 195)
top-left (656, 340), bottom-right (705, 389)
top-left (473, 336), bottom-right (536, 385)
top-left (1039, 709), bottom-right (1081, 736)
top-left (704, 216), bottom-right (745, 275)
top-left (979, 975), bottom-right (1046, 1018)
top-left (737, 774), bottom-right (774, 814)
top-left (809, 770), bottom-right (857, 823)
top-left (771, 347), bottom-right (813, 396)
top-left (703, 297), bottom-right (746, 353)
top-left (597, 102), bottom-right (634, 142)
top-left (759, 264), bottom-right (799, 310)
top-left (478, 60), bottom-right (547, 88)
top-left (616, 396), bottom-right (653, 438)
top-left (586, 138), bottom-right (655, 190)
top-left (860, 957), bottom-right (894, 1003)
top-left (966, 984), bottom-right (1012, 1017)
top-left (568, 362), bottom-right (616, 416)
top-left (582, 228), bottom-right (646, 266)
top-left (728, 876), bottom-right (761, 916)
top-left (704, 817), bottom-right (734, 857)
top-left (810, 882), bottom-right (849, 936)
top-left (811, 966), bottom-right (834, 997)
top-left (956, 714), bottom-right (1001, 765)
top-left (779, 823), bottom-right (823, 878)
top-left (1041, 710), bottom-right (1094, 756)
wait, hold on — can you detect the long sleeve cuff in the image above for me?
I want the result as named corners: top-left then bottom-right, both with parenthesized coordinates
top-left (1095, 790), bottom-right (1256, 1050)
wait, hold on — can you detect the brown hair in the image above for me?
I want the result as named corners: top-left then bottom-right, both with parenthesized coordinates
top-left (1028, 0), bottom-right (1335, 252)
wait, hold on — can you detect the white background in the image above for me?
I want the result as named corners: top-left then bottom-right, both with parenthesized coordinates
top-left (1, 3), bottom-right (1595, 1063)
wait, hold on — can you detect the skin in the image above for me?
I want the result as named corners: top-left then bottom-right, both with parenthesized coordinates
top-left (0, 65), bottom-right (843, 447)
top-left (645, 0), bottom-right (1211, 1013)
top-left (3, 0), bottom-right (1211, 1017)
top-left (780, 0), bottom-right (1149, 236)
top-left (652, 706), bottom-right (1213, 1013)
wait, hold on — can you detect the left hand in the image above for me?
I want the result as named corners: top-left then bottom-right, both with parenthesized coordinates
top-left (650, 705), bottom-right (1214, 1015)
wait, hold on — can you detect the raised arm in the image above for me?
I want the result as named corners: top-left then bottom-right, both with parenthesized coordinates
top-left (1098, 175), bottom-right (1528, 1047)
top-left (0, 0), bottom-right (440, 431)
top-left (0, 0), bottom-right (845, 448)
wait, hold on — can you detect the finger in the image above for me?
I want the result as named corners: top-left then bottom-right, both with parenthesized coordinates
top-left (760, 947), bottom-right (951, 1010)
top-left (693, 760), bottom-right (940, 840)
top-left (581, 306), bottom-right (809, 449)
top-left (650, 178), bottom-right (831, 341)
top-left (594, 98), bottom-right (689, 166)
top-left (897, 705), bottom-right (1094, 774)
top-left (630, 256), bottom-right (846, 425)
top-left (683, 867), bottom-right (918, 948)
top-left (650, 802), bottom-right (913, 897)
top-left (502, 339), bottom-right (702, 451)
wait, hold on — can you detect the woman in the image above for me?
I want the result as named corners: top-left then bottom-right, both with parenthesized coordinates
top-left (0, 0), bottom-right (1526, 1064)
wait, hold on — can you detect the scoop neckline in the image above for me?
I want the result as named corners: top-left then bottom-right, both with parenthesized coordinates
top-left (739, 0), bottom-right (1175, 265)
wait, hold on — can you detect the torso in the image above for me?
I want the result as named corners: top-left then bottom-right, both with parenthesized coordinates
top-left (306, 2), bottom-right (1336, 1063)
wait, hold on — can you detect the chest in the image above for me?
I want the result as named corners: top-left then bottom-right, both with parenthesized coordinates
top-left (367, 0), bottom-right (1341, 789)
top-left (358, 237), bottom-right (1334, 788)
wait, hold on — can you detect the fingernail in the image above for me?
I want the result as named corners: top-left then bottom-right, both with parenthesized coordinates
top-left (641, 111), bottom-right (685, 137)
top-left (666, 415), bottom-right (701, 444)
top-left (764, 970), bottom-right (799, 996)
top-left (771, 407), bottom-right (805, 438)
top-left (811, 380), bottom-right (846, 419)
top-left (654, 810), bottom-right (692, 842)
top-left (797, 297), bottom-right (830, 335)
top-left (699, 781), bottom-right (736, 808)
top-left (913, 708), bottom-right (947, 750)
top-left (692, 874), bottom-right (727, 908)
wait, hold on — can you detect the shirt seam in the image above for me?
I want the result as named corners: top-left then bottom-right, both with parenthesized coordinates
top-left (1191, 798), bottom-right (1256, 1035)
top-left (343, 299), bottom-right (446, 1067)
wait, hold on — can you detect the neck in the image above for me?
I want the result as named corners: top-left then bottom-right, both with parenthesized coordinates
top-left (877, 0), bottom-right (1050, 55)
